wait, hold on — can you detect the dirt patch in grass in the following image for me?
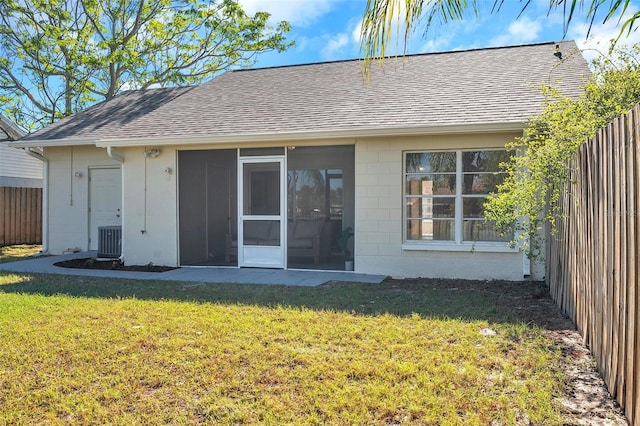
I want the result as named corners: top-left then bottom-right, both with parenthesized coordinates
top-left (54, 257), bottom-right (177, 273)
top-left (376, 278), bottom-right (628, 425)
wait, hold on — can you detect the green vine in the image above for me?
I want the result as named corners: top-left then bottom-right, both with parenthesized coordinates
top-left (485, 42), bottom-right (640, 260)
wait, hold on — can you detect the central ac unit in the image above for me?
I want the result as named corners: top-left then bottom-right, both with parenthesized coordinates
top-left (98, 226), bottom-right (122, 258)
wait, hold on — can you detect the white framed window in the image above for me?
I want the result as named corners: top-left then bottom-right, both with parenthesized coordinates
top-left (403, 149), bottom-right (513, 249)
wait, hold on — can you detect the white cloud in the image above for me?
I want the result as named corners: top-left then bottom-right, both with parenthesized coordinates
top-left (237, 0), bottom-right (340, 27)
top-left (489, 16), bottom-right (543, 46)
top-left (351, 18), bottom-right (363, 44)
top-left (421, 34), bottom-right (454, 53)
top-left (321, 33), bottom-right (350, 60)
top-left (406, 14), bottom-right (487, 54)
top-left (510, 17), bottom-right (543, 40)
top-left (314, 16), bottom-right (365, 61)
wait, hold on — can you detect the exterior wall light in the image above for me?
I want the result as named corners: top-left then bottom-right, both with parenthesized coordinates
top-left (144, 148), bottom-right (161, 158)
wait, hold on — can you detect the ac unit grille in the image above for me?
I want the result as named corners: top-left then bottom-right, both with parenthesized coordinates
top-left (98, 226), bottom-right (122, 258)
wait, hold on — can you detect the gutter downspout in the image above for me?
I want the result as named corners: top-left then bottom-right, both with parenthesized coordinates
top-left (24, 147), bottom-right (49, 255)
top-left (106, 146), bottom-right (124, 163)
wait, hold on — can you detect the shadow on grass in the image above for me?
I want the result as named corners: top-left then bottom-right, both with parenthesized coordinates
top-left (0, 271), bottom-right (571, 329)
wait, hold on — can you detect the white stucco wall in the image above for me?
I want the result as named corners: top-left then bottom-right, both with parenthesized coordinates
top-left (45, 144), bottom-right (179, 266)
top-left (121, 146), bottom-right (178, 267)
top-left (45, 146), bottom-right (121, 253)
top-left (353, 132), bottom-right (541, 281)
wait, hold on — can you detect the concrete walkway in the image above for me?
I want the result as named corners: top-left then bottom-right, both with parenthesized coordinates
top-left (0, 251), bottom-right (386, 287)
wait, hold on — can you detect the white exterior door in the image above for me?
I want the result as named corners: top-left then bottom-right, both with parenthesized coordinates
top-left (238, 157), bottom-right (285, 268)
top-left (88, 167), bottom-right (122, 250)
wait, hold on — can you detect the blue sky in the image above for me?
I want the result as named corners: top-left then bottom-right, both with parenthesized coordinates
top-left (238, 0), bottom-right (640, 67)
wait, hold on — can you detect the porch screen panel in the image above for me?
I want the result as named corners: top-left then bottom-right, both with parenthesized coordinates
top-left (178, 149), bottom-right (237, 266)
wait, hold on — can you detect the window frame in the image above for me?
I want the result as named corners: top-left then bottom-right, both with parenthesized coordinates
top-left (402, 148), bottom-right (517, 253)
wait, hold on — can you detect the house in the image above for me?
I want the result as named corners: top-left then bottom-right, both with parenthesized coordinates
top-left (9, 41), bottom-right (590, 280)
top-left (0, 114), bottom-right (42, 188)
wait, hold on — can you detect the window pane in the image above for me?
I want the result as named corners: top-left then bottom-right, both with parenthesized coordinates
top-left (463, 197), bottom-right (486, 218)
top-left (463, 220), bottom-right (511, 242)
top-left (461, 173), bottom-right (505, 195)
top-left (407, 219), bottom-right (454, 241)
top-left (462, 150), bottom-right (510, 172)
top-left (406, 197), bottom-right (454, 219)
top-left (433, 198), bottom-right (455, 218)
top-left (405, 174), bottom-right (456, 195)
top-left (406, 152), bottom-right (456, 173)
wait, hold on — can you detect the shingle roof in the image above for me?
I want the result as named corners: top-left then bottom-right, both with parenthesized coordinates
top-left (19, 41), bottom-right (590, 144)
top-left (0, 114), bottom-right (25, 141)
top-left (19, 87), bottom-right (194, 142)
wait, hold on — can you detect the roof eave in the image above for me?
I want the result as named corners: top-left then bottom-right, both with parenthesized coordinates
top-left (9, 138), bottom-right (100, 148)
top-left (9, 122), bottom-right (526, 149)
top-left (97, 122), bottom-right (526, 147)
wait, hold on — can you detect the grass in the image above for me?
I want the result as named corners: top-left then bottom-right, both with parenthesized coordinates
top-left (0, 244), bottom-right (42, 263)
top-left (0, 271), bottom-right (567, 425)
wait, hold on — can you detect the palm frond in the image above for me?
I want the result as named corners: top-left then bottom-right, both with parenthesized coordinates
top-left (361, 0), bottom-right (639, 74)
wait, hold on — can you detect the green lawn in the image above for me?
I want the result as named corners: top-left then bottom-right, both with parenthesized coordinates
top-left (0, 271), bottom-right (567, 425)
top-left (0, 244), bottom-right (42, 263)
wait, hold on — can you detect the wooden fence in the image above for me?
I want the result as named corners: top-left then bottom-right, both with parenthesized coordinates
top-left (0, 186), bottom-right (42, 246)
top-left (546, 104), bottom-right (640, 425)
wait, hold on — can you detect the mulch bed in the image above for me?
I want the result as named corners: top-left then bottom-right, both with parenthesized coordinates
top-left (54, 257), bottom-right (176, 273)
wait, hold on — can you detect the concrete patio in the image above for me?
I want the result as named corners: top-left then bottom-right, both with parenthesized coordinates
top-left (0, 251), bottom-right (386, 287)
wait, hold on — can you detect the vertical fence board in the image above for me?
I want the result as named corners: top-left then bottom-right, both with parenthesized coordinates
top-left (594, 132), bottom-right (603, 351)
top-left (20, 189), bottom-right (27, 245)
top-left (37, 187), bottom-right (42, 243)
top-left (625, 109), bottom-right (636, 422)
top-left (596, 127), bottom-right (603, 365)
top-left (610, 117), bottom-right (621, 395)
top-left (547, 104), bottom-right (640, 425)
top-left (586, 138), bottom-right (597, 349)
top-left (606, 123), bottom-right (614, 387)
top-left (26, 188), bottom-right (33, 242)
top-left (625, 106), bottom-right (640, 425)
top-left (8, 187), bottom-right (16, 245)
top-left (617, 115), bottom-right (627, 399)
top-left (0, 187), bottom-right (5, 245)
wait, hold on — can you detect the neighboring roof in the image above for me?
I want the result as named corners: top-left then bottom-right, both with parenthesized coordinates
top-left (15, 41), bottom-right (590, 147)
top-left (0, 114), bottom-right (26, 141)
